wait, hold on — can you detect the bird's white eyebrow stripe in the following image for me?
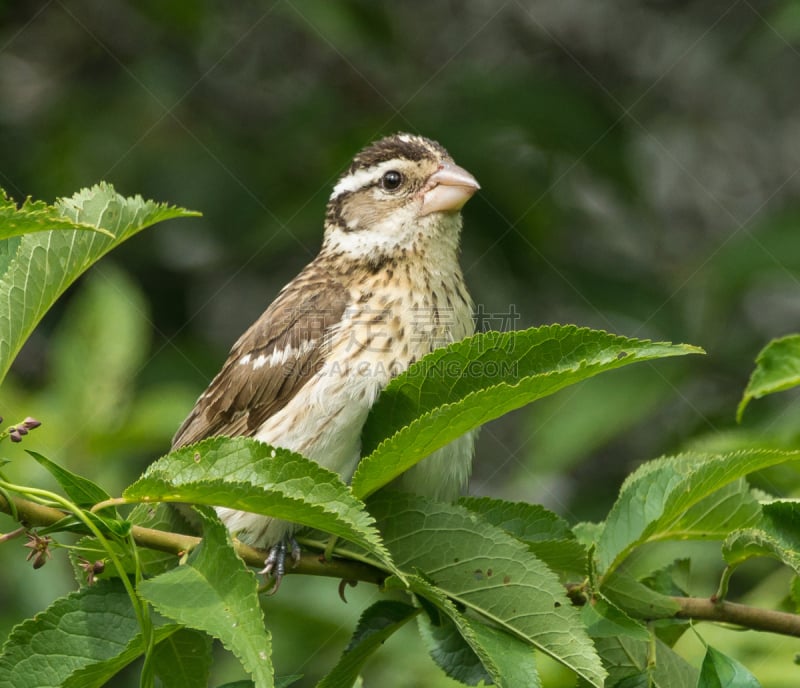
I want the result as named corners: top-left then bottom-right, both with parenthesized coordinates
top-left (330, 160), bottom-right (404, 200)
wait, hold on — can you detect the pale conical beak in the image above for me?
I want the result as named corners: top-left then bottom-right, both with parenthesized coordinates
top-left (420, 162), bottom-right (480, 217)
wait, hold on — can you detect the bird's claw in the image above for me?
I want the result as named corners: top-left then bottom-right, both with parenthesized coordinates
top-left (259, 537), bottom-right (301, 594)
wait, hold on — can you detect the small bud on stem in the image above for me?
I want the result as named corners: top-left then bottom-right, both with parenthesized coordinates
top-left (0, 415), bottom-right (42, 444)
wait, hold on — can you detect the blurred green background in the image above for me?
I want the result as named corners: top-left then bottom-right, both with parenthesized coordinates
top-left (2, 1), bottom-right (800, 685)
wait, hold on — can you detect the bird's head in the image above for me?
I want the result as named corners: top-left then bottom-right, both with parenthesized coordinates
top-left (322, 133), bottom-right (479, 265)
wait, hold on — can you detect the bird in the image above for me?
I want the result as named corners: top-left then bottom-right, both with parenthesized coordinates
top-left (171, 133), bottom-right (479, 588)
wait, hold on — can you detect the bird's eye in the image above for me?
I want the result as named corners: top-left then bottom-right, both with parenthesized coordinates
top-left (380, 170), bottom-right (404, 191)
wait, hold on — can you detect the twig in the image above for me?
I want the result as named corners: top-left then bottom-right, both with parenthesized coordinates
top-left (0, 525), bottom-right (26, 543)
top-left (0, 491), bottom-right (386, 587)
top-left (670, 596), bottom-right (800, 638)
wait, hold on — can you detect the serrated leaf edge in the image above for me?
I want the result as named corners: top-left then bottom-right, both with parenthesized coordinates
top-left (355, 339), bottom-right (701, 499)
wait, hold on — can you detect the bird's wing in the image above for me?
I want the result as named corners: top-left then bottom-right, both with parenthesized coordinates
top-left (171, 270), bottom-right (349, 449)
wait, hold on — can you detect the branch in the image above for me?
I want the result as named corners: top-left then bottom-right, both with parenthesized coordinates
top-left (0, 491), bottom-right (386, 587)
top-left (670, 596), bottom-right (800, 638)
top-left (5, 491), bottom-right (800, 636)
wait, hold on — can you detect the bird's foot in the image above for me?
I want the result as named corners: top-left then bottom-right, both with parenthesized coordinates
top-left (259, 537), bottom-right (301, 594)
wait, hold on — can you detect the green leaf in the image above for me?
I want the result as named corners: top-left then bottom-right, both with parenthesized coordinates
top-left (417, 610), bottom-right (492, 686)
top-left (317, 601), bottom-right (418, 688)
top-left (738, 334), bottom-right (800, 421)
top-left (137, 507), bottom-right (273, 688)
top-left (600, 570), bottom-right (681, 619)
top-left (762, 500), bottom-right (800, 545)
top-left (573, 521), bottom-right (604, 549)
top-left (413, 574), bottom-right (541, 688)
top-left (581, 596), bottom-right (650, 642)
top-left (354, 326), bottom-right (702, 498)
top-left (459, 496), bottom-right (587, 575)
top-left (130, 502), bottom-right (198, 574)
top-left (0, 182), bottom-right (199, 385)
top-left (125, 436), bottom-right (392, 568)
top-left (458, 496), bottom-right (574, 540)
top-left (0, 580), bottom-right (177, 688)
top-left (637, 559), bottom-right (692, 647)
top-left (0, 189), bottom-right (114, 240)
top-left (698, 645), bottom-right (761, 688)
top-left (722, 528), bottom-right (800, 573)
top-left (26, 450), bottom-right (111, 506)
top-left (36, 509), bottom-right (130, 539)
top-left (61, 632), bottom-right (180, 688)
top-left (588, 636), bottom-right (697, 688)
top-left (276, 678), bottom-right (304, 688)
top-left (129, 500), bottom-right (195, 532)
top-left (722, 501), bottom-right (800, 573)
top-left (596, 449), bottom-right (800, 576)
top-left (462, 618), bottom-right (542, 688)
top-left (672, 479), bottom-right (761, 538)
top-left (219, 680), bottom-right (301, 688)
top-left (370, 492), bottom-right (606, 687)
top-left (640, 558), bottom-right (691, 599)
top-left (152, 628), bottom-right (213, 688)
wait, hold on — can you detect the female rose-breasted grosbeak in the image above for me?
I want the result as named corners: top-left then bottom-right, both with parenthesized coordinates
top-left (172, 133), bottom-right (479, 584)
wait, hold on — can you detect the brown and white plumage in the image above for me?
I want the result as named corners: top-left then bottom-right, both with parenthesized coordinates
top-left (173, 271), bottom-right (348, 445)
top-left (172, 133), bottom-right (479, 577)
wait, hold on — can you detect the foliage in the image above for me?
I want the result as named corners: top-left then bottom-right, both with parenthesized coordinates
top-left (3, 187), bottom-right (800, 687)
top-left (0, 184), bottom-right (199, 386)
top-left (738, 335), bottom-right (800, 422)
top-left (354, 328), bottom-right (702, 498)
